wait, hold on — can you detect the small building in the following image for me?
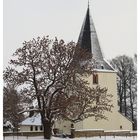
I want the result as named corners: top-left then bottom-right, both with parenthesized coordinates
top-left (3, 121), bottom-right (14, 132)
top-left (19, 113), bottom-right (43, 132)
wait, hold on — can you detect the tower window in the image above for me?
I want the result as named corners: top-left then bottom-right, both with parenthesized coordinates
top-left (93, 74), bottom-right (98, 84)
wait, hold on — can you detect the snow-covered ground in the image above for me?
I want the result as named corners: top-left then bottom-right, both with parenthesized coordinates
top-left (3, 136), bottom-right (137, 140)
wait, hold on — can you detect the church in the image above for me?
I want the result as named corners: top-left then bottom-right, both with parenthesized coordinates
top-left (19, 4), bottom-right (133, 134)
top-left (53, 4), bottom-right (133, 134)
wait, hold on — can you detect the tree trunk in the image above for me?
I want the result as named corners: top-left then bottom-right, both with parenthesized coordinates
top-left (123, 81), bottom-right (127, 116)
top-left (118, 81), bottom-right (123, 113)
top-left (129, 77), bottom-right (134, 130)
top-left (43, 120), bottom-right (52, 140)
top-left (119, 94), bottom-right (123, 113)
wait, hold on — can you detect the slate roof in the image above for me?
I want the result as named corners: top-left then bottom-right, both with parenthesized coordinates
top-left (78, 6), bottom-right (114, 71)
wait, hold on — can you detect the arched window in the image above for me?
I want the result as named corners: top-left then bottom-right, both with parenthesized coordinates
top-left (93, 73), bottom-right (98, 84)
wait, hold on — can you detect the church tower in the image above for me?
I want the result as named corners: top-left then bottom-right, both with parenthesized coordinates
top-left (54, 3), bottom-right (133, 134)
top-left (74, 3), bottom-right (133, 132)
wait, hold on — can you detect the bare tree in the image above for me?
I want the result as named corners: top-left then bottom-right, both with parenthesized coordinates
top-left (3, 36), bottom-right (113, 139)
top-left (110, 55), bottom-right (137, 130)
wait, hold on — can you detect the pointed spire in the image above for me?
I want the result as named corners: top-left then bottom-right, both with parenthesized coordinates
top-left (88, 0), bottom-right (89, 9)
top-left (78, 3), bottom-right (103, 60)
top-left (78, 6), bottom-right (91, 52)
top-left (77, 3), bottom-right (114, 70)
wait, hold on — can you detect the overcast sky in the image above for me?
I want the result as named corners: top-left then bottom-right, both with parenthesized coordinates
top-left (3, 0), bottom-right (136, 68)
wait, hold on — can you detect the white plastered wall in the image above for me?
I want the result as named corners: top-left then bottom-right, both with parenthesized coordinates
top-left (54, 71), bottom-right (132, 133)
top-left (75, 71), bottom-right (132, 131)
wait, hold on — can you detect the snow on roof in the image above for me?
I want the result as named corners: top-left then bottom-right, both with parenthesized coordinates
top-left (103, 59), bottom-right (116, 72)
top-left (20, 114), bottom-right (42, 126)
top-left (94, 69), bottom-right (116, 73)
top-left (3, 121), bottom-right (14, 128)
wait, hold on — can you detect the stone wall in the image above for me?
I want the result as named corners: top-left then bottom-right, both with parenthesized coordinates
top-left (73, 129), bottom-right (137, 138)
